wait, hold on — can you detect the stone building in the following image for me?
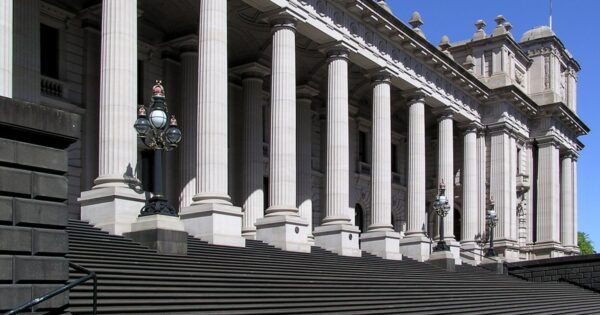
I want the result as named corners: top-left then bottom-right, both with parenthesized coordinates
top-left (0, 2), bottom-right (589, 301)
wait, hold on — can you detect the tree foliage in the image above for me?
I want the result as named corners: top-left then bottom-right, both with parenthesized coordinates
top-left (578, 232), bottom-right (596, 255)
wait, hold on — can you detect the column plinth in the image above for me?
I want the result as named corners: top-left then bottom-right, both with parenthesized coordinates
top-left (398, 91), bottom-right (430, 262)
top-left (360, 71), bottom-right (401, 260)
top-left (79, 0), bottom-right (145, 236)
top-left (255, 18), bottom-right (310, 253)
top-left (180, 0), bottom-right (245, 247)
top-left (314, 46), bottom-right (360, 257)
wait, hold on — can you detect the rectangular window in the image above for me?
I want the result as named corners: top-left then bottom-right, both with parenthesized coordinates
top-left (40, 24), bottom-right (59, 79)
top-left (484, 50), bottom-right (493, 77)
top-left (358, 131), bottom-right (367, 163)
top-left (391, 143), bottom-right (398, 173)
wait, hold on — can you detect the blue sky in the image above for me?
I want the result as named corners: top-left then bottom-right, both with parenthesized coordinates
top-left (385, 0), bottom-right (600, 250)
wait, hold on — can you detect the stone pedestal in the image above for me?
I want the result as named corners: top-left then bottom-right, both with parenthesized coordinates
top-left (255, 215), bottom-right (311, 253)
top-left (125, 215), bottom-right (187, 255)
top-left (428, 250), bottom-right (455, 272)
top-left (399, 236), bottom-right (431, 262)
top-left (493, 240), bottom-right (521, 262)
top-left (448, 240), bottom-right (462, 265)
top-left (79, 186), bottom-right (145, 236)
top-left (180, 203), bottom-right (245, 247)
top-left (360, 231), bottom-right (402, 260)
top-left (460, 242), bottom-right (482, 265)
top-left (314, 224), bottom-right (361, 257)
top-left (480, 257), bottom-right (505, 274)
top-left (533, 242), bottom-right (565, 259)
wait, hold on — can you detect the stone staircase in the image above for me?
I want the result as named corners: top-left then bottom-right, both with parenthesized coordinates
top-left (66, 219), bottom-right (600, 314)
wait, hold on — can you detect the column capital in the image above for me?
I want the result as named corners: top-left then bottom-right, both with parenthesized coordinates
top-left (403, 88), bottom-right (430, 106)
top-left (536, 136), bottom-right (560, 148)
top-left (458, 121), bottom-right (483, 134)
top-left (320, 41), bottom-right (354, 61)
top-left (297, 84), bottom-right (319, 101)
top-left (367, 68), bottom-right (393, 85)
top-left (263, 10), bottom-right (300, 32)
top-left (561, 149), bottom-right (578, 160)
top-left (166, 34), bottom-right (199, 54)
top-left (432, 108), bottom-right (455, 121)
top-left (231, 62), bottom-right (270, 80)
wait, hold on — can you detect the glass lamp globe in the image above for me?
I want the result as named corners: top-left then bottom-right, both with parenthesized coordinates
top-left (149, 109), bottom-right (168, 129)
top-left (134, 116), bottom-right (151, 136)
top-left (166, 126), bottom-right (182, 145)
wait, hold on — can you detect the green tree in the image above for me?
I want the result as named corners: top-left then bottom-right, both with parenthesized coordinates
top-left (578, 232), bottom-right (596, 255)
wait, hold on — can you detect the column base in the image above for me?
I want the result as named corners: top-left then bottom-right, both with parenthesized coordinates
top-left (428, 250), bottom-right (455, 272)
top-left (399, 235), bottom-right (432, 262)
top-left (460, 241), bottom-right (483, 265)
top-left (360, 231), bottom-right (402, 260)
top-left (180, 203), bottom-right (245, 248)
top-left (533, 241), bottom-right (566, 259)
top-left (314, 224), bottom-right (361, 257)
top-left (255, 215), bottom-right (311, 253)
top-left (242, 229), bottom-right (257, 240)
top-left (564, 246), bottom-right (580, 256)
top-left (492, 239), bottom-right (521, 262)
top-left (447, 239), bottom-right (462, 265)
top-left (79, 186), bottom-right (146, 235)
top-left (124, 214), bottom-right (188, 255)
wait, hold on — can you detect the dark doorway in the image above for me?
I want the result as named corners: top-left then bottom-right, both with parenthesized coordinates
top-left (454, 209), bottom-right (462, 241)
top-left (355, 204), bottom-right (364, 232)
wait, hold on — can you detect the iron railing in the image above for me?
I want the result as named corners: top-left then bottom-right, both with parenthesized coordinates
top-left (5, 262), bottom-right (97, 315)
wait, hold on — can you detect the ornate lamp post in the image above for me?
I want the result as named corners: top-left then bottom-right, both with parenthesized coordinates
top-left (134, 81), bottom-right (182, 216)
top-left (485, 198), bottom-right (498, 257)
top-left (432, 180), bottom-right (451, 252)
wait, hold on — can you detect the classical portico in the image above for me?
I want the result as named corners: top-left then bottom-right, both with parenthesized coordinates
top-left (0, 0), bottom-right (585, 265)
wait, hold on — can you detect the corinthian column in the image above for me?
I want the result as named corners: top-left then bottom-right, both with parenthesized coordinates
top-left (572, 157), bottom-right (579, 254)
top-left (236, 63), bottom-right (269, 239)
top-left (437, 111), bottom-right (455, 240)
top-left (460, 124), bottom-right (480, 263)
top-left (314, 44), bottom-right (360, 257)
top-left (180, 0), bottom-right (245, 248)
top-left (255, 15), bottom-right (310, 253)
top-left (534, 139), bottom-right (562, 258)
top-left (178, 49), bottom-right (198, 210)
top-left (560, 152), bottom-right (575, 250)
top-left (398, 90), bottom-right (430, 262)
top-left (297, 85), bottom-right (319, 243)
top-left (0, 0), bottom-right (12, 97)
top-left (360, 70), bottom-right (401, 260)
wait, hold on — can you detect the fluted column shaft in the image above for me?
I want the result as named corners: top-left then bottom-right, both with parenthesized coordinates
top-left (406, 94), bottom-right (426, 236)
top-left (509, 136), bottom-right (518, 240)
top-left (477, 131), bottom-right (487, 237)
top-left (323, 48), bottom-right (351, 225)
top-left (13, 0), bottom-right (39, 103)
top-left (573, 158), bottom-right (578, 248)
top-left (193, 0), bottom-right (230, 204)
top-left (369, 74), bottom-right (393, 231)
top-left (560, 154), bottom-right (575, 247)
top-left (437, 113), bottom-right (454, 239)
top-left (179, 51), bottom-right (199, 209)
top-left (489, 129), bottom-right (511, 240)
top-left (0, 0), bottom-right (12, 97)
top-left (94, 0), bottom-right (138, 188)
top-left (297, 94), bottom-right (314, 236)
top-left (536, 141), bottom-right (561, 244)
top-left (267, 19), bottom-right (297, 215)
top-left (242, 75), bottom-right (265, 235)
top-left (462, 127), bottom-right (478, 242)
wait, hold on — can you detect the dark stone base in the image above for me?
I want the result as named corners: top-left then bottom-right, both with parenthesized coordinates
top-left (428, 250), bottom-right (455, 272)
top-left (125, 229), bottom-right (188, 255)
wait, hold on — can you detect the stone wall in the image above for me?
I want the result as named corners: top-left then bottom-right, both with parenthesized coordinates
top-left (506, 254), bottom-right (600, 291)
top-left (0, 96), bottom-right (80, 312)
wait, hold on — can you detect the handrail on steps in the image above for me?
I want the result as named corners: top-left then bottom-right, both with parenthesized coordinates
top-left (5, 262), bottom-right (97, 315)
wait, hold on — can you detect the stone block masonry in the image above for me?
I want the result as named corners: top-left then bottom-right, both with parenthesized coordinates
top-left (0, 96), bottom-right (80, 313)
top-left (507, 254), bottom-right (600, 291)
